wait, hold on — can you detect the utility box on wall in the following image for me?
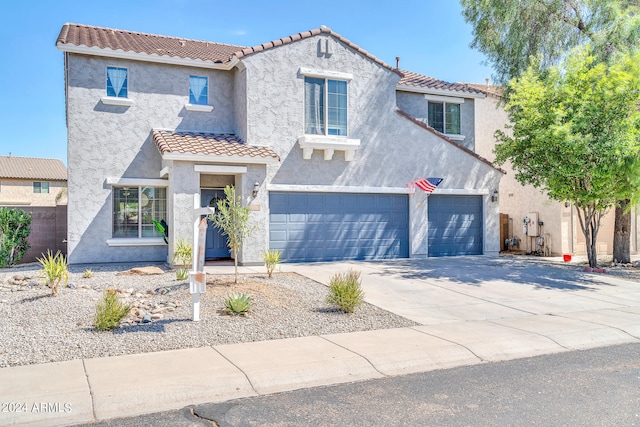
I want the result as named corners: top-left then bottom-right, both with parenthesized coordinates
top-left (528, 212), bottom-right (539, 236)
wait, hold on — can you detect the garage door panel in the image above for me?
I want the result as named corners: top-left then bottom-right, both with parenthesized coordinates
top-left (428, 195), bottom-right (483, 257)
top-left (269, 192), bottom-right (409, 262)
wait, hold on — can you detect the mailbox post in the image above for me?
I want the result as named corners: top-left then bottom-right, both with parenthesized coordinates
top-left (190, 193), bottom-right (214, 321)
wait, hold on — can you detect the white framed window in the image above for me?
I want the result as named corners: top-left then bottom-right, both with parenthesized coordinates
top-left (33, 182), bottom-right (49, 194)
top-left (106, 66), bottom-right (128, 98)
top-left (189, 76), bottom-right (208, 105)
top-left (112, 186), bottom-right (166, 238)
top-left (428, 101), bottom-right (461, 135)
top-left (305, 77), bottom-right (348, 136)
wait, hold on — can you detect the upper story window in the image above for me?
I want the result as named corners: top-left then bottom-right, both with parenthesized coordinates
top-left (189, 76), bottom-right (208, 105)
top-left (428, 101), bottom-right (461, 135)
top-left (33, 182), bottom-right (49, 194)
top-left (106, 66), bottom-right (128, 98)
top-left (113, 186), bottom-right (166, 238)
top-left (305, 77), bottom-right (347, 136)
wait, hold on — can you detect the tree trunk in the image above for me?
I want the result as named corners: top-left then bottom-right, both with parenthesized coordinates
top-left (613, 200), bottom-right (631, 264)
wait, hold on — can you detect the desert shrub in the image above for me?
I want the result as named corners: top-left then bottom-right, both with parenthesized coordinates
top-left (37, 250), bottom-right (68, 297)
top-left (173, 237), bottom-right (193, 280)
top-left (224, 292), bottom-right (253, 315)
top-left (94, 288), bottom-right (130, 331)
top-left (83, 269), bottom-right (94, 279)
top-left (262, 249), bottom-right (282, 278)
top-left (327, 270), bottom-right (364, 313)
top-left (176, 268), bottom-right (189, 280)
top-left (0, 208), bottom-right (32, 267)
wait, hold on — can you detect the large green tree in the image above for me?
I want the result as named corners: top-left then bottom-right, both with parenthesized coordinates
top-left (461, 0), bottom-right (640, 84)
top-left (461, 0), bottom-right (640, 262)
top-left (494, 49), bottom-right (640, 267)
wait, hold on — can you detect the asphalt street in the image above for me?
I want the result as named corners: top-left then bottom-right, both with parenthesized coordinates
top-left (80, 343), bottom-right (640, 427)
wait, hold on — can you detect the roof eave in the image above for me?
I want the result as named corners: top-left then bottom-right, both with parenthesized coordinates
top-left (396, 84), bottom-right (486, 99)
top-left (162, 152), bottom-right (279, 165)
top-left (56, 43), bottom-right (239, 70)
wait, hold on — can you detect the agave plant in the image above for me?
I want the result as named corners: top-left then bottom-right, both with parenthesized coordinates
top-left (224, 293), bottom-right (253, 315)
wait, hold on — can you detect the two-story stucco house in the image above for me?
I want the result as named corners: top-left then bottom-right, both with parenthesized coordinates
top-left (56, 23), bottom-right (504, 265)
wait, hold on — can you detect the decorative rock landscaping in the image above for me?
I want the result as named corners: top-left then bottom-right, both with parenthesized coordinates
top-left (0, 264), bottom-right (418, 368)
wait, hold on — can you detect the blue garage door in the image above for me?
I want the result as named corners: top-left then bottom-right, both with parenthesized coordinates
top-left (269, 192), bottom-right (409, 262)
top-left (428, 195), bottom-right (483, 257)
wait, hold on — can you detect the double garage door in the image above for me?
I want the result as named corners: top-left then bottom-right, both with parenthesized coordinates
top-left (269, 192), bottom-right (483, 262)
top-left (269, 192), bottom-right (409, 262)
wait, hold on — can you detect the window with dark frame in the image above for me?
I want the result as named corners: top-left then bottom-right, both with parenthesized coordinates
top-left (112, 186), bottom-right (166, 238)
top-left (428, 101), bottom-right (461, 135)
top-left (33, 182), bottom-right (49, 194)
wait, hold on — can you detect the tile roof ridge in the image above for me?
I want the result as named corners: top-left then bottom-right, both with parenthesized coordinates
top-left (233, 25), bottom-right (401, 75)
top-left (395, 109), bottom-right (505, 174)
top-left (0, 155), bottom-right (65, 162)
top-left (58, 23), bottom-right (247, 49)
top-left (398, 69), bottom-right (485, 94)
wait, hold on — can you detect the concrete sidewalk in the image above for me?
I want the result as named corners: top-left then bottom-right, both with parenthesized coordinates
top-left (1, 258), bottom-right (639, 426)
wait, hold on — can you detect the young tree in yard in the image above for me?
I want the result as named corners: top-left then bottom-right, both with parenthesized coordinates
top-left (494, 48), bottom-right (640, 268)
top-left (461, 0), bottom-right (640, 263)
top-left (210, 185), bottom-right (256, 284)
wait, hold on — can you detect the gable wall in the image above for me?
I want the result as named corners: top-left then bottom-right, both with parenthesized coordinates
top-left (239, 36), bottom-right (503, 258)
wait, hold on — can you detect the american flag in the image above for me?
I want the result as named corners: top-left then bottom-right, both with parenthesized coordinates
top-left (409, 177), bottom-right (443, 193)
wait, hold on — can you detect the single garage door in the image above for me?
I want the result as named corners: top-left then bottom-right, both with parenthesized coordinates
top-left (428, 195), bottom-right (483, 256)
top-left (269, 192), bottom-right (409, 262)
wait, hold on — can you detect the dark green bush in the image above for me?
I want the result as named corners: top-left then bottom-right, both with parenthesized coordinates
top-left (0, 208), bottom-right (32, 268)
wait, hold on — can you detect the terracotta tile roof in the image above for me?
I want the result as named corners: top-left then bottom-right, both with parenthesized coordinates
top-left (152, 131), bottom-right (280, 160)
top-left (235, 26), bottom-right (401, 75)
top-left (57, 24), bottom-right (400, 75)
top-left (395, 110), bottom-right (505, 174)
top-left (56, 23), bottom-right (243, 64)
top-left (464, 83), bottom-right (505, 98)
top-left (398, 70), bottom-right (485, 95)
top-left (0, 156), bottom-right (67, 181)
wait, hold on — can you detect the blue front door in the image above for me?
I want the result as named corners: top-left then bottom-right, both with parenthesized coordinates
top-left (201, 189), bottom-right (230, 259)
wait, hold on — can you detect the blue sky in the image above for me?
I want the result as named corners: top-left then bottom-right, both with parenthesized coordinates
top-left (0, 0), bottom-right (493, 164)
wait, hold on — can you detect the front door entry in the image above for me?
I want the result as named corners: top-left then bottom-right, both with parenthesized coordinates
top-left (201, 189), bottom-right (230, 259)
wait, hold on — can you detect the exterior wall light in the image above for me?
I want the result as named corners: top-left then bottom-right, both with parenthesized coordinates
top-left (491, 189), bottom-right (499, 203)
top-left (252, 182), bottom-right (260, 198)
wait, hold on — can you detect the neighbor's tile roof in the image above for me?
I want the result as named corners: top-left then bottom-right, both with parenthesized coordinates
top-left (152, 131), bottom-right (280, 160)
top-left (56, 23), bottom-right (244, 64)
top-left (56, 23), bottom-right (399, 73)
top-left (464, 83), bottom-right (505, 98)
top-left (0, 156), bottom-right (67, 181)
top-left (398, 70), bottom-right (485, 95)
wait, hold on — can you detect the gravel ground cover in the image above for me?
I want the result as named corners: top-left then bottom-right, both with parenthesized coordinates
top-left (0, 263), bottom-right (417, 368)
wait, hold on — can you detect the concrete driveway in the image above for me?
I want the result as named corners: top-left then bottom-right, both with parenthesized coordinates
top-left (284, 256), bottom-right (640, 356)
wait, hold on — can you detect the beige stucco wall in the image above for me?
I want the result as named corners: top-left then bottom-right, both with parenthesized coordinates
top-left (474, 93), bottom-right (637, 256)
top-left (0, 179), bottom-right (66, 207)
